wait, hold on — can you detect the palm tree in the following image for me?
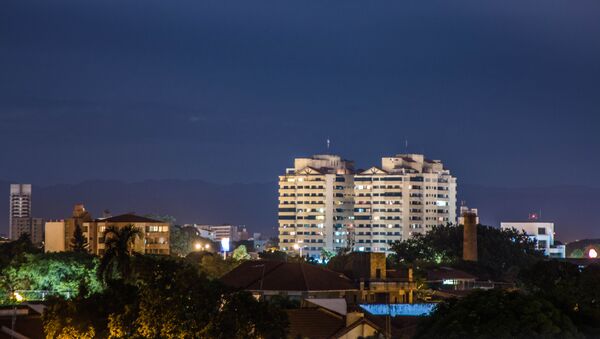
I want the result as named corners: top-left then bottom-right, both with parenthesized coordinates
top-left (97, 224), bottom-right (142, 283)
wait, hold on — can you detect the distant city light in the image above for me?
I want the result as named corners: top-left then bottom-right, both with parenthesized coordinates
top-left (589, 248), bottom-right (598, 258)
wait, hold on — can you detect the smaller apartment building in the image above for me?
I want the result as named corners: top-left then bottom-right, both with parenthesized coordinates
top-left (46, 213), bottom-right (169, 255)
top-left (500, 221), bottom-right (565, 258)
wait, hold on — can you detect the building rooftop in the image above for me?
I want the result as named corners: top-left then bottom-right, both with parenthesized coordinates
top-left (220, 260), bottom-right (357, 291)
top-left (286, 308), bottom-right (346, 339)
top-left (96, 214), bottom-right (166, 223)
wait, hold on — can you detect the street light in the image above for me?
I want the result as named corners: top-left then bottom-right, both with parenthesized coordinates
top-left (204, 243), bottom-right (210, 251)
top-left (194, 243), bottom-right (202, 251)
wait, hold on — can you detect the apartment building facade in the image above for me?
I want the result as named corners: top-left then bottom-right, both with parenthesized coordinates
top-left (278, 154), bottom-right (457, 258)
top-left (278, 155), bottom-right (355, 258)
top-left (45, 210), bottom-right (170, 255)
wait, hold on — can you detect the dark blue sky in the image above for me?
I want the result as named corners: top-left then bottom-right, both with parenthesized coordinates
top-left (2, 0), bottom-right (599, 187)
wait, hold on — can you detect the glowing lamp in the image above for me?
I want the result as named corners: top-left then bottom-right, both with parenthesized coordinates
top-left (589, 248), bottom-right (598, 259)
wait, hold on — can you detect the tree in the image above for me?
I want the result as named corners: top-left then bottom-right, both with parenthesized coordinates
top-left (44, 255), bottom-right (289, 338)
top-left (207, 289), bottom-right (289, 339)
top-left (44, 280), bottom-right (139, 338)
top-left (416, 289), bottom-right (581, 339)
top-left (186, 252), bottom-right (240, 279)
top-left (390, 224), bottom-right (542, 281)
top-left (0, 233), bottom-right (41, 270)
top-left (2, 252), bottom-right (102, 300)
top-left (169, 225), bottom-right (215, 257)
top-left (320, 248), bottom-right (336, 262)
top-left (233, 245), bottom-right (251, 261)
top-left (97, 225), bottom-right (141, 283)
top-left (71, 224), bottom-right (89, 253)
top-left (521, 261), bottom-right (600, 336)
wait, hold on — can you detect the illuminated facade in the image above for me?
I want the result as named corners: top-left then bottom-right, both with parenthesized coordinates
top-left (353, 154), bottom-right (456, 253)
top-left (278, 155), bottom-right (355, 258)
top-left (87, 214), bottom-right (170, 255)
top-left (278, 154), bottom-right (457, 258)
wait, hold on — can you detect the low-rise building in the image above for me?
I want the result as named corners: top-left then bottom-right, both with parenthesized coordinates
top-left (45, 208), bottom-right (169, 255)
top-left (501, 220), bottom-right (566, 258)
top-left (88, 214), bottom-right (170, 255)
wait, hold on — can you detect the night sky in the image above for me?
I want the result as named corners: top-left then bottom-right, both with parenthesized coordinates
top-left (2, 1), bottom-right (600, 188)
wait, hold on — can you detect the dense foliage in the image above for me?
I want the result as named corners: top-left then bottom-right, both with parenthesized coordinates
top-left (232, 245), bottom-right (251, 260)
top-left (98, 224), bottom-right (142, 283)
top-left (170, 225), bottom-right (216, 257)
top-left (391, 224), bottom-right (543, 280)
top-left (185, 251), bottom-right (240, 279)
top-left (44, 256), bottom-right (288, 338)
top-left (417, 289), bottom-right (581, 339)
top-left (521, 261), bottom-right (600, 336)
top-left (2, 252), bottom-right (102, 299)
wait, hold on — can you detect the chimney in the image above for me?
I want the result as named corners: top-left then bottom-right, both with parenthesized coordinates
top-left (462, 210), bottom-right (478, 261)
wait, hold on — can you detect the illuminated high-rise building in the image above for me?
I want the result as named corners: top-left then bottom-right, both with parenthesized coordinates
top-left (278, 154), bottom-right (457, 258)
top-left (278, 155), bottom-right (355, 258)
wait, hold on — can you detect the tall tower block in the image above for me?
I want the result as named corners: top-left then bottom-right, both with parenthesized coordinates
top-left (462, 210), bottom-right (478, 261)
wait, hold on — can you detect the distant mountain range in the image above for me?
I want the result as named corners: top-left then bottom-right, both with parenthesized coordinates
top-left (1, 180), bottom-right (598, 242)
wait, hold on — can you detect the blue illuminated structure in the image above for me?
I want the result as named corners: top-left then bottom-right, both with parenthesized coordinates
top-left (360, 303), bottom-right (436, 317)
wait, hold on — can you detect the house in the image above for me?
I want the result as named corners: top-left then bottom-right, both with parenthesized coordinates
top-left (286, 299), bottom-right (382, 339)
top-left (220, 261), bottom-right (359, 302)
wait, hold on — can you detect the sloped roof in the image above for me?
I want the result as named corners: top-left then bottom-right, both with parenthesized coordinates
top-left (296, 166), bottom-right (324, 175)
top-left (97, 214), bottom-right (165, 223)
top-left (220, 260), bottom-right (357, 291)
top-left (286, 308), bottom-right (344, 339)
top-left (358, 166), bottom-right (389, 175)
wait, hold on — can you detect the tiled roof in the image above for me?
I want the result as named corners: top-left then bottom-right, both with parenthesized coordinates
top-left (286, 308), bottom-right (345, 339)
top-left (220, 260), bottom-right (357, 291)
top-left (97, 214), bottom-right (165, 223)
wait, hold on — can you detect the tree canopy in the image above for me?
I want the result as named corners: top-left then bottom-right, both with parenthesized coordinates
top-left (170, 225), bottom-right (216, 257)
top-left (521, 261), bottom-right (600, 336)
top-left (416, 289), bottom-right (581, 339)
top-left (98, 224), bottom-right (141, 283)
top-left (391, 224), bottom-right (542, 280)
top-left (44, 255), bottom-right (288, 338)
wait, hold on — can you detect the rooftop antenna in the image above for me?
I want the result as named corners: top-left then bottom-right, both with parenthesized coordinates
top-left (405, 139), bottom-right (408, 152)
